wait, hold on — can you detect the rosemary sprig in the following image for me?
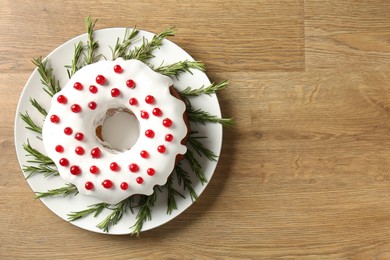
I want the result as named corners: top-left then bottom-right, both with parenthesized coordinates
top-left (67, 194), bottom-right (154, 235)
top-left (23, 164), bottom-right (58, 179)
top-left (20, 112), bottom-right (42, 134)
top-left (126, 27), bottom-right (175, 62)
top-left (84, 16), bottom-right (101, 65)
top-left (29, 98), bottom-right (47, 117)
top-left (66, 41), bottom-right (85, 78)
top-left (68, 202), bottom-right (108, 221)
top-left (32, 57), bottom-right (62, 97)
top-left (164, 175), bottom-right (185, 215)
top-left (187, 134), bottom-right (218, 161)
top-left (153, 60), bottom-right (205, 78)
top-left (130, 191), bottom-right (158, 236)
top-left (22, 140), bottom-right (56, 178)
top-left (126, 195), bottom-right (139, 214)
top-left (187, 107), bottom-right (234, 127)
top-left (111, 27), bottom-right (140, 60)
top-left (35, 183), bottom-right (78, 199)
top-left (181, 80), bottom-right (228, 97)
top-left (185, 150), bottom-right (207, 185)
top-left (22, 140), bottom-right (54, 165)
top-left (96, 198), bottom-right (132, 232)
top-left (174, 163), bottom-right (198, 202)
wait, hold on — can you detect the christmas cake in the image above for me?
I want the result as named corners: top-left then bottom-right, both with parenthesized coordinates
top-left (42, 59), bottom-right (189, 204)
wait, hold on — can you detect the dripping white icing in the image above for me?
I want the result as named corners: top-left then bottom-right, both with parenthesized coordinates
top-left (42, 59), bottom-right (187, 204)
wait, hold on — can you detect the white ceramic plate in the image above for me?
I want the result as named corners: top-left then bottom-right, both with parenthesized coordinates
top-left (14, 28), bottom-right (222, 235)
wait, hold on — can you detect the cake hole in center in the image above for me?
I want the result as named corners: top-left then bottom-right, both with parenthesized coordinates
top-left (99, 110), bottom-right (140, 151)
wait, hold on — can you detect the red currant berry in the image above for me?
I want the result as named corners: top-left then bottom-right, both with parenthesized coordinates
top-left (59, 158), bottom-right (69, 166)
top-left (114, 65), bottom-right (123, 73)
top-left (102, 179), bottom-right (113, 189)
top-left (129, 98), bottom-right (138, 106)
top-left (165, 134), bottom-right (173, 142)
top-left (129, 163), bottom-right (139, 173)
top-left (88, 101), bottom-right (97, 110)
top-left (145, 95), bottom-right (155, 104)
top-left (85, 182), bottom-right (94, 190)
top-left (50, 115), bottom-right (60, 123)
top-left (75, 132), bottom-right (84, 141)
top-left (89, 165), bottom-right (99, 174)
top-left (152, 108), bottom-right (162, 116)
top-left (111, 88), bottom-right (120, 97)
top-left (110, 162), bottom-right (120, 171)
top-left (71, 104), bottom-right (82, 113)
top-left (89, 85), bottom-right (98, 94)
top-left (147, 168), bottom-right (155, 176)
top-left (126, 79), bottom-right (136, 88)
top-left (140, 111), bottom-right (149, 119)
top-left (145, 129), bottom-right (155, 138)
top-left (57, 95), bottom-right (67, 104)
top-left (73, 82), bottom-right (83, 90)
top-left (120, 182), bottom-right (129, 190)
top-left (75, 146), bottom-right (85, 155)
top-left (55, 145), bottom-right (64, 153)
top-left (70, 165), bottom-right (81, 175)
top-left (90, 147), bottom-right (101, 159)
top-left (157, 145), bottom-right (166, 153)
top-left (96, 75), bottom-right (106, 85)
top-left (136, 177), bottom-right (144, 184)
top-left (64, 127), bottom-right (73, 135)
top-left (140, 150), bottom-right (149, 158)
top-left (162, 118), bottom-right (172, 127)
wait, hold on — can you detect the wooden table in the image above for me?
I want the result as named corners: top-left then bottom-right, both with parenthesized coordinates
top-left (1, 0), bottom-right (390, 258)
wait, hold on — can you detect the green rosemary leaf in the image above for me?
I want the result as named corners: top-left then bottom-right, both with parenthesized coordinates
top-left (97, 198), bottom-right (133, 232)
top-left (65, 41), bottom-right (85, 78)
top-left (174, 163), bottom-right (198, 202)
top-left (126, 27), bottom-right (175, 62)
top-left (32, 57), bottom-right (61, 97)
top-left (23, 164), bottom-right (58, 179)
top-left (22, 140), bottom-right (53, 165)
top-left (181, 80), bottom-right (228, 97)
top-left (187, 134), bottom-right (218, 161)
top-left (185, 150), bottom-right (207, 185)
top-left (68, 202), bottom-right (108, 222)
top-left (111, 27), bottom-right (140, 60)
top-left (164, 175), bottom-right (185, 215)
top-left (127, 195), bottom-right (140, 214)
top-left (29, 98), bottom-right (47, 117)
top-left (130, 191), bottom-right (158, 236)
top-left (187, 107), bottom-right (234, 127)
top-left (20, 112), bottom-right (42, 134)
top-left (84, 16), bottom-right (101, 65)
top-left (34, 183), bottom-right (78, 199)
top-left (22, 140), bottom-right (56, 178)
top-left (153, 60), bottom-right (205, 79)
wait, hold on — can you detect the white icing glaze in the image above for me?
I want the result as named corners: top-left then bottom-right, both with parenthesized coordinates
top-left (42, 59), bottom-right (187, 204)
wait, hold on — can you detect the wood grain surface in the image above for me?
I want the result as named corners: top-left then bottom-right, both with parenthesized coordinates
top-left (1, 0), bottom-right (390, 259)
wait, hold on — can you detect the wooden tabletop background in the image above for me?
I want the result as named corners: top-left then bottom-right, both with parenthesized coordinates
top-left (2, 0), bottom-right (390, 259)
